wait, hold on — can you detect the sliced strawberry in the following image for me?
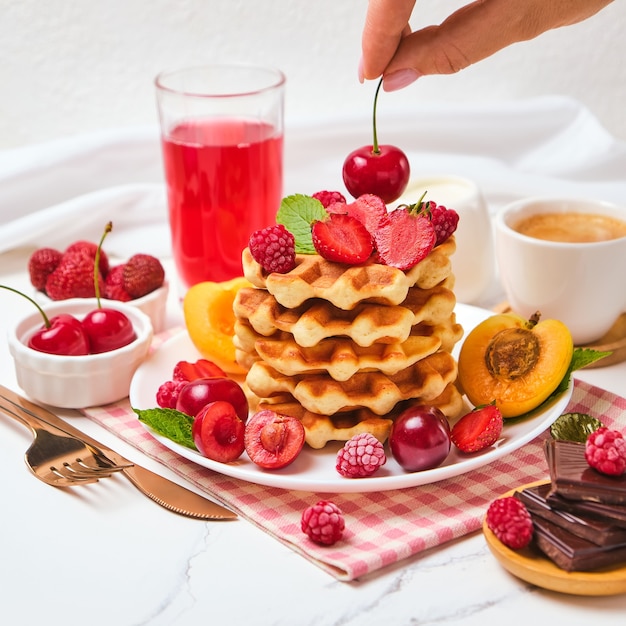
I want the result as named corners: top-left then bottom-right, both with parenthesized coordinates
top-left (311, 213), bottom-right (374, 264)
top-left (326, 193), bottom-right (387, 238)
top-left (373, 206), bottom-right (436, 270)
top-left (173, 359), bottom-right (227, 382)
top-left (451, 404), bottom-right (503, 453)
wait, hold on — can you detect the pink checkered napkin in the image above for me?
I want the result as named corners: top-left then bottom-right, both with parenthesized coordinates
top-left (82, 360), bottom-right (626, 581)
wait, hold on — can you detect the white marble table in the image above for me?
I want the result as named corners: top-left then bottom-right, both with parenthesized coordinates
top-left (2, 247), bottom-right (626, 626)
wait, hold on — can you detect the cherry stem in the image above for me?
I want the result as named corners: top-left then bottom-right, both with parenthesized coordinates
top-left (0, 284), bottom-right (51, 327)
top-left (372, 78), bottom-right (383, 155)
top-left (94, 221), bottom-right (113, 308)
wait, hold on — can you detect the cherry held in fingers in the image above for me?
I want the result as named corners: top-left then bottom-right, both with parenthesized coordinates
top-left (342, 79), bottom-right (410, 204)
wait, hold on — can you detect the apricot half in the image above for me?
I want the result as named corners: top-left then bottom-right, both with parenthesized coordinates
top-left (457, 312), bottom-right (573, 418)
top-left (183, 277), bottom-right (251, 375)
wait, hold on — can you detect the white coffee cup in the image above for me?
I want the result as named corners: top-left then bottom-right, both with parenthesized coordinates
top-left (495, 197), bottom-right (626, 345)
top-left (399, 175), bottom-right (494, 304)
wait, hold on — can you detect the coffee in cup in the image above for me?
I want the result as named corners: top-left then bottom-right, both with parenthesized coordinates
top-left (495, 197), bottom-right (626, 345)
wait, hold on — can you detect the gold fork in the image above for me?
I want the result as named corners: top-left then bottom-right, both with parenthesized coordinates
top-left (0, 398), bottom-right (131, 487)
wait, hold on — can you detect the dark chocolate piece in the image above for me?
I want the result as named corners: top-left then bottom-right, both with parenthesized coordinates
top-left (545, 439), bottom-right (626, 506)
top-left (516, 484), bottom-right (626, 546)
top-left (545, 491), bottom-right (626, 529)
top-left (532, 515), bottom-right (626, 572)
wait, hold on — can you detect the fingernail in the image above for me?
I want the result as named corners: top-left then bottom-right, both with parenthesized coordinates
top-left (383, 68), bottom-right (421, 91)
top-left (358, 56), bottom-right (364, 84)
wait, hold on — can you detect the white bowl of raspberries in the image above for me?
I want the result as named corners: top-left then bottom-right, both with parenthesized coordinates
top-left (28, 239), bottom-right (168, 332)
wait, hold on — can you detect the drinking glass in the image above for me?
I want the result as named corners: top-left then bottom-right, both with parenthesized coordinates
top-left (155, 64), bottom-right (285, 290)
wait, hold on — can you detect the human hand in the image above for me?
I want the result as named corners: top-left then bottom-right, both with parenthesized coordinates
top-left (360, 0), bottom-right (614, 91)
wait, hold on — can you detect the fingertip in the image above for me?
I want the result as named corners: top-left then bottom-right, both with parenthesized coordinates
top-left (358, 56), bottom-right (364, 84)
top-left (382, 68), bottom-right (421, 92)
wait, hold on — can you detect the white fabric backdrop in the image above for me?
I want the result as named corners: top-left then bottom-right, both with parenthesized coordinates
top-left (1, 96), bottom-right (624, 269)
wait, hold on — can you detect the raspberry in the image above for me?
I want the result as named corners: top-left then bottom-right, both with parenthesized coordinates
top-left (585, 427), bottom-right (626, 476)
top-left (248, 224), bottom-right (296, 274)
top-left (486, 497), bottom-right (534, 550)
top-left (28, 247), bottom-right (63, 291)
top-left (156, 379), bottom-right (187, 409)
top-left (301, 500), bottom-right (345, 546)
top-left (123, 254), bottom-right (165, 298)
top-left (336, 433), bottom-right (386, 478)
top-left (312, 190), bottom-right (346, 208)
top-left (429, 203), bottom-right (459, 246)
top-left (103, 265), bottom-right (133, 301)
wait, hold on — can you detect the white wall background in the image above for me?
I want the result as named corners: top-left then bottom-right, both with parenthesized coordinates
top-left (1, 0), bottom-right (625, 149)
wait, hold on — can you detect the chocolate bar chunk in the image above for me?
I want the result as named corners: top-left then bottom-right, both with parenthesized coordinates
top-left (545, 439), bottom-right (626, 506)
top-left (532, 515), bottom-right (626, 572)
top-left (516, 483), bottom-right (626, 546)
top-left (545, 491), bottom-right (626, 529)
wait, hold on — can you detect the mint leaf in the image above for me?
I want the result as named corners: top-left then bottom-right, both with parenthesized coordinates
top-left (134, 407), bottom-right (197, 450)
top-left (569, 347), bottom-right (612, 372)
top-left (276, 194), bottom-right (327, 254)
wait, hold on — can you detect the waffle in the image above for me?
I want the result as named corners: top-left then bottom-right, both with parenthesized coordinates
top-left (233, 280), bottom-right (457, 347)
top-left (234, 316), bottom-right (463, 382)
top-left (257, 383), bottom-right (465, 449)
top-left (241, 237), bottom-right (455, 310)
top-left (245, 350), bottom-right (458, 416)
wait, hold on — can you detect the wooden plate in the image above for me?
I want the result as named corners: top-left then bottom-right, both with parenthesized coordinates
top-left (483, 481), bottom-right (626, 596)
top-left (493, 305), bottom-right (626, 368)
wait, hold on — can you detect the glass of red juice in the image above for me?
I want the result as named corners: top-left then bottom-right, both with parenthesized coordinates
top-left (155, 64), bottom-right (285, 290)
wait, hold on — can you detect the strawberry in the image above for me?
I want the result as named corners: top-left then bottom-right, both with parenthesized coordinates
top-left (428, 202), bottom-right (459, 246)
top-left (173, 359), bottom-right (226, 381)
top-left (373, 205), bottom-right (436, 270)
top-left (28, 247), bottom-right (63, 291)
top-left (103, 264), bottom-right (133, 301)
top-left (311, 190), bottom-right (346, 208)
top-left (122, 254), bottom-right (165, 298)
top-left (45, 251), bottom-right (105, 300)
top-left (451, 403), bottom-right (503, 453)
top-left (65, 240), bottom-right (110, 277)
top-left (326, 193), bottom-right (388, 239)
top-left (311, 213), bottom-right (374, 264)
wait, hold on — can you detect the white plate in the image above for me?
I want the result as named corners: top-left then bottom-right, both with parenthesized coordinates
top-left (129, 303), bottom-right (573, 493)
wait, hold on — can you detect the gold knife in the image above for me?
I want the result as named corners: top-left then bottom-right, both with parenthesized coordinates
top-left (0, 385), bottom-right (236, 520)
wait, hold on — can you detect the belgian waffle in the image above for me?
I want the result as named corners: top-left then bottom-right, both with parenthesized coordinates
top-left (257, 383), bottom-right (465, 449)
top-left (233, 279), bottom-right (457, 347)
top-left (241, 237), bottom-right (455, 310)
top-left (234, 316), bottom-right (463, 381)
top-left (245, 351), bottom-right (458, 416)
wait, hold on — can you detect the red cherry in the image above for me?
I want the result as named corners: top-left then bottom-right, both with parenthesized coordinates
top-left (81, 308), bottom-right (136, 353)
top-left (176, 377), bottom-right (249, 423)
top-left (81, 221), bottom-right (137, 353)
top-left (388, 405), bottom-right (451, 472)
top-left (342, 79), bottom-right (410, 204)
top-left (0, 284), bottom-right (90, 356)
top-left (28, 313), bottom-right (90, 356)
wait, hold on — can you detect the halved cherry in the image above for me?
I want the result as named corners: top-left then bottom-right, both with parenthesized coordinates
top-left (244, 410), bottom-right (305, 470)
top-left (192, 401), bottom-right (245, 463)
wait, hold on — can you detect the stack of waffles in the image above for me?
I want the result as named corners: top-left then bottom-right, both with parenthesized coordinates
top-left (233, 237), bottom-right (465, 449)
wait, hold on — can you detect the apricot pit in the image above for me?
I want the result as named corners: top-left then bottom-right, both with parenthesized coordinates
top-left (458, 312), bottom-right (573, 418)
